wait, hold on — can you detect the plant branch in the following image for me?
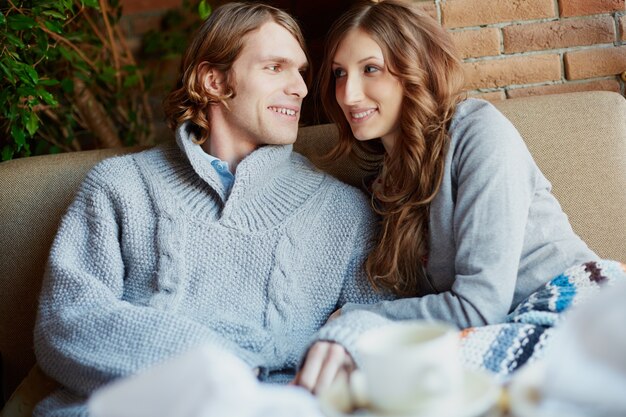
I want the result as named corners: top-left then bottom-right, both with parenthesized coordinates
top-left (82, 10), bottom-right (110, 53)
top-left (36, 23), bottom-right (99, 72)
top-left (99, 0), bottom-right (121, 89)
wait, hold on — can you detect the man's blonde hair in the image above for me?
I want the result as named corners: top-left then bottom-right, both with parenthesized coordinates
top-left (163, 2), bottom-right (309, 144)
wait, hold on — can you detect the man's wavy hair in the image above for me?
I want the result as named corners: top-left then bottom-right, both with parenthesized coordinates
top-left (319, 0), bottom-right (465, 297)
top-left (163, 2), bottom-right (310, 144)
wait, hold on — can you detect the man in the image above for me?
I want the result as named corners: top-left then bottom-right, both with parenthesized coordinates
top-left (33, 3), bottom-right (388, 415)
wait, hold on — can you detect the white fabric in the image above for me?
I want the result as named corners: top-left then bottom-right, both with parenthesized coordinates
top-left (538, 279), bottom-right (626, 416)
top-left (88, 345), bottom-right (324, 417)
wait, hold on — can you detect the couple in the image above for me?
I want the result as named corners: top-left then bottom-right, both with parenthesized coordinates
top-left (33, 1), bottom-right (621, 416)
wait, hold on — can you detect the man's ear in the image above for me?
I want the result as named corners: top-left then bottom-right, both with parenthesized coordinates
top-left (198, 62), bottom-right (225, 95)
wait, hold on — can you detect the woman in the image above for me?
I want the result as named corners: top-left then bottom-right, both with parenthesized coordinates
top-left (295, 0), bottom-right (625, 393)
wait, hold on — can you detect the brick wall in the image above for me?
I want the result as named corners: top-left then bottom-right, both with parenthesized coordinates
top-left (119, 0), bottom-right (626, 104)
top-left (407, 0), bottom-right (626, 100)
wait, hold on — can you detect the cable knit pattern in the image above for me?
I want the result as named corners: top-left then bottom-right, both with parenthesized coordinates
top-left (33, 122), bottom-right (390, 417)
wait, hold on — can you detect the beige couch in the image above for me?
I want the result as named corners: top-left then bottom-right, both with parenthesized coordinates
top-left (1, 91), bottom-right (625, 411)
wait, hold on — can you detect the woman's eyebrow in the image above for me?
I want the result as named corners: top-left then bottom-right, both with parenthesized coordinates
top-left (332, 56), bottom-right (383, 66)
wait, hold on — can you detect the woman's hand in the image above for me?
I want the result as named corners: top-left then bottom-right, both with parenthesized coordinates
top-left (327, 308), bottom-right (342, 322)
top-left (293, 341), bottom-right (355, 394)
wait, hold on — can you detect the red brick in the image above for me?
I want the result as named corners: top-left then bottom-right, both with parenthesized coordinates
top-left (559, 0), bottom-right (625, 17)
top-left (503, 17), bottom-right (615, 53)
top-left (121, 0), bottom-right (182, 15)
top-left (620, 15), bottom-right (626, 41)
top-left (468, 90), bottom-right (506, 101)
top-left (463, 54), bottom-right (561, 89)
top-left (450, 28), bottom-right (501, 59)
top-left (506, 79), bottom-right (621, 98)
top-left (415, 2), bottom-right (439, 21)
top-left (402, 0), bottom-right (439, 21)
top-left (441, 0), bottom-right (555, 28)
top-left (564, 46), bottom-right (626, 79)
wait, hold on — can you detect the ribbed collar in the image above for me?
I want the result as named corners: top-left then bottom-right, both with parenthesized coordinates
top-left (176, 122), bottom-right (294, 203)
top-left (144, 121), bottom-right (324, 231)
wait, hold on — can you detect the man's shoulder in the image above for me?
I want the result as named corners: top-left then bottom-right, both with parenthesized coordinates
top-left (84, 145), bottom-right (174, 190)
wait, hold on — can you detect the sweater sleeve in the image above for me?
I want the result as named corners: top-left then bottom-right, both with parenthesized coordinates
top-left (311, 187), bottom-right (396, 362)
top-left (328, 102), bottom-right (538, 333)
top-left (34, 163), bottom-right (258, 397)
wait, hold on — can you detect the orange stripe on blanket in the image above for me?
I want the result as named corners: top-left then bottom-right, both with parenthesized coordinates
top-left (460, 328), bottom-right (476, 339)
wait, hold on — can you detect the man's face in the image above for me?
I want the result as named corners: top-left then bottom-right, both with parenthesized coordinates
top-left (218, 22), bottom-right (308, 149)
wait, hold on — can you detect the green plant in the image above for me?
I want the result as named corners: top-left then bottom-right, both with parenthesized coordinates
top-left (141, 0), bottom-right (211, 61)
top-left (0, 0), bottom-right (153, 161)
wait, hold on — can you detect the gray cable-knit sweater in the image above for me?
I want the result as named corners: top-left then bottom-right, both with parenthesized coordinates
top-left (316, 99), bottom-right (598, 358)
top-left (33, 122), bottom-right (390, 416)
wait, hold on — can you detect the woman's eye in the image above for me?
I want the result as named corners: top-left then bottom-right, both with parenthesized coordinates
top-left (267, 65), bottom-right (280, 72)
top-left (333, 68), bottom-right (346, 78)
top-left (364, 65), bottom-right (379, 74)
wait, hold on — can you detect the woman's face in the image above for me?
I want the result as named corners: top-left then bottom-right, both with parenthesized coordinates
top-left (332, 29), bottom-right (404, 152)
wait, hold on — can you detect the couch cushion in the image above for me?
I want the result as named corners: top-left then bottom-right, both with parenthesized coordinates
top-left (0, 147), bottom-right (141, 399)
top-left (0, 365), bottom-right (58, 417)
top-left (493, 92), bottom-right (626, 261)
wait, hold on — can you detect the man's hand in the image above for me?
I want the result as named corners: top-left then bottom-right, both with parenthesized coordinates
top-left (293, 341), bottom-right (355, 394)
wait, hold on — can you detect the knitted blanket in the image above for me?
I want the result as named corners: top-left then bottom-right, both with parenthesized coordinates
top-left (459, 260), bottom-right (626, 379)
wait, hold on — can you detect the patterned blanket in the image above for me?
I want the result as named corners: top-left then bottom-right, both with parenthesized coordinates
top-left (459, 260), bottom-right (626, 379)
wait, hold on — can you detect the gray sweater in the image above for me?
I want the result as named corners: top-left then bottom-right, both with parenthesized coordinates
top-left (33, 122), bottom-right (389, 416)
top-left (317, 99), bottom-right (598, 354)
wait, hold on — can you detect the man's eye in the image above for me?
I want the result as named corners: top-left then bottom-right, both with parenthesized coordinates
top-left (267, 65), bottom-right (280, 72)
top-left (364, 65), bottom-right (379, 74)
top-left (333, 68), bottom-right (346, 78)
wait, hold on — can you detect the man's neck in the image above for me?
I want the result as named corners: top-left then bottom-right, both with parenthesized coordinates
top-left (200, 138), bottom-right (256, 172)
top-left (201, 117), bottom-right (261, 171)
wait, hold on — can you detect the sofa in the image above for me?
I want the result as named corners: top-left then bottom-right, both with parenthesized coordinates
top-left (1, 91), bottom-right (625, 414)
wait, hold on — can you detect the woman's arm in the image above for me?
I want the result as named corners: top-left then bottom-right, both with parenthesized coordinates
top-left (338, 102), bottom-right (537, 328)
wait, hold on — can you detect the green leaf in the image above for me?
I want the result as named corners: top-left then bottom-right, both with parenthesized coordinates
top-left (123, 73), bottom-right (139, 88)
top-left (39, 79), bottom-right (60, 86)
top-left (44, 20), bottom-right (63, 34)
top-left (82, 0), bottom-right (99, 8)
top-left (5, 32), bottom-right (25, 49)
top-left (42, 10), bottom-right (67, 19)
top-left (198, 0), bottom-right (212, 20)
top-left (38, 89), bottom-right (58, 106)
top-left (7, 15), bottom-right (37, 30)
top-left (11, 125), bottom-right (26, 150)
top-left (61, 78), bottom-right (74, 93)
top-left (0, 61), bottom-right (13, 83)
top-left (2, 145), bottom-right (15, 161)
top-left (17, 85), bottom-right (37, 99)
top-left (99, 66), bottom-right (116, 84)
top-left (24, 66), bottom-right (39, 84)
top-left (0, 90), bottom-right (9, 112)
top-left (62, 0), bottom-right (74, 12)
top-left (0, 11), bottom-right (6, 26)
top-left (26, 112), bottom-right (39, 136)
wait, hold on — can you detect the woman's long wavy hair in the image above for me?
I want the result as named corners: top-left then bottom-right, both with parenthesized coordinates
top-left (163, 2), bottom-right (310, 144)
top-left (319, 0), bottom-right (465, 297)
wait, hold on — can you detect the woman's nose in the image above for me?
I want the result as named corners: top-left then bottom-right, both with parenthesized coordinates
top-left (343, 75), bottom-right (364, 105)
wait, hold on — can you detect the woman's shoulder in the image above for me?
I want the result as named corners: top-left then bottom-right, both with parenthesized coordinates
top-left (449, 98), bottom-right (525, 153)
top-left (450, 98), bottom-right (512, 131)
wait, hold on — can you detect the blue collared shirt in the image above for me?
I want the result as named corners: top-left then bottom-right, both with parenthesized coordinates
top-left (194, 144), bottom-right (235, 195)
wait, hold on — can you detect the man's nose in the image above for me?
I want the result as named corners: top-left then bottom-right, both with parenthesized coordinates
top-left (288, 70), bottom-right (308, 99)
